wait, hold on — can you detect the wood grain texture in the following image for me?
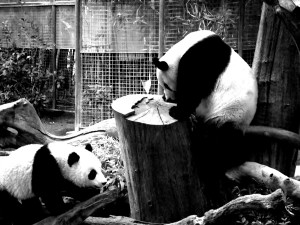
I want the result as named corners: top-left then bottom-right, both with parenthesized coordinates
top-left (112, 94), bottom-right (209, 222)
top-left (251, 3), bottom-right (300, 176)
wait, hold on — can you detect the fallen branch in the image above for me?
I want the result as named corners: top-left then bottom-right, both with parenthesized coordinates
top-left (226, 162), bottom-right (300, 202)
top-left (33, 188), bottom-right (119, 225)
top-left (245, 125), bottom-right (300, 148)
top-left (82, 189), bottom-right (285, 225)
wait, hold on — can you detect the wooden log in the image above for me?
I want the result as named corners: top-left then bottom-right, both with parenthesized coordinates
top-left (0, 99), bottom-right (116, 149)
top-left (82, 189), bottom-right (286, 225)
top-left (112, 94), bottom-right (207, 222)
top-left (0, 98), bottom-right (52, 147)
top-left (33, 188), bottom-right (119, 225)
top-left (227, 161), bottom-right (300, 201)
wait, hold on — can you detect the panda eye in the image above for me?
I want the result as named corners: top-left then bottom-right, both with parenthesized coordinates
top-left (88, 169), bottom-right (97, 180)
top-left (163, 82), bottom-right (174, 92)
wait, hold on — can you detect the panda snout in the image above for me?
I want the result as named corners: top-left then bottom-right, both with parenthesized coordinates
top-left (95, 175), bottom-right (107, 187)
top-left (163, 94), bottom-right (176, 103)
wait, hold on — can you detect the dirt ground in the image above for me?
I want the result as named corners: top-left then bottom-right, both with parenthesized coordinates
top-left (40, 109), bottom-right (75, 136)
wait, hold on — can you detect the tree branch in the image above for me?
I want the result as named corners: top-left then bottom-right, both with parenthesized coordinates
top-left (245, 125), bottom-right (300, 148)
top-left (33, 188), bottom-right (119, 225)
top-left (226, 162), bottom-right (300, 201)
top-left (82, 190), bottom-right (285, 225)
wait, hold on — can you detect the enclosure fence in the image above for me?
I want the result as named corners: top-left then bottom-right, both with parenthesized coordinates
top-left (0, 0), bottom-right (262, 128)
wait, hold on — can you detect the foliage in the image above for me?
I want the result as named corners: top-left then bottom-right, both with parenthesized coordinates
top-left (92, 135), bottom-right (125, 192)
top-left (170, 0), bottom-right (237, 39)
top-left (231, 183), bottom-right (294, 225)
top-left (0, 47), bottom-right (53, 114)
top-left (0, 16), bottom-right (53, 114)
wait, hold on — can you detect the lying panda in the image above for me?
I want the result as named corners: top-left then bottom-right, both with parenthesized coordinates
top-left (0, 142), bottom-right (107, 224)
top-left (153, 30), bottom-right (258, 171)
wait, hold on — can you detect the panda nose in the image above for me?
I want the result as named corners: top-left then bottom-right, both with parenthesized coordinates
top-left (98, 176), bottom-right (107, 187)
top-left (165, 97), bottom-right (176, 103)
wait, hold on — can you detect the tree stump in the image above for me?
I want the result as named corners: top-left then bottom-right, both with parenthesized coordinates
top-left (112, 94), bottom-right (229, 223)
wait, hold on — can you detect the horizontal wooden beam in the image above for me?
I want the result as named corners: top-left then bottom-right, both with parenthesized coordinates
top-left (0, 1), bottom-right (74, 8)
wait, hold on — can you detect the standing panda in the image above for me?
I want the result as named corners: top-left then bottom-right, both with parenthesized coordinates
top-left (0, 142), bottom-right (107, 225)
top-left (153, 30), bottom-right (258, 172)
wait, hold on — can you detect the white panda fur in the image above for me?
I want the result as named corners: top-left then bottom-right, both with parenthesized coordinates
top-left (153, 30), bottom-right (257, 126)
top-left (153, 30), bottom-right (258, 171)
top-left (0, 142), bottom-right (107, 223)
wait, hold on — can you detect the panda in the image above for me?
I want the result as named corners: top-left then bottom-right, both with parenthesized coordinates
top-left (153, 30), bottom-right (258, 172)
top-left (0, 142), bottom-right (107, 225)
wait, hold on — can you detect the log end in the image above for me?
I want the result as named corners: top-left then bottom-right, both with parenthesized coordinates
top-left (111, 94), bottom-right (177, 125)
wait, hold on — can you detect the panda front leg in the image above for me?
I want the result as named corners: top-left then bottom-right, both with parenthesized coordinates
top-left (0, 191), bottom-right (23, 225)
top-left (39, 192), bottom-right (67, 215)
top-left (169, 106), bottom-right (191, 120)
top-left (21, 198), bottom-right (49, 224)
top-left (31, 144), bottom-right (70, 215)
top-left (169, 98), bottom-right (199, 120)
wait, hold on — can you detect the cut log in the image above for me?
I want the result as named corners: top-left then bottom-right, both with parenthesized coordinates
top-left (112, 94), bottom-right (207, 222)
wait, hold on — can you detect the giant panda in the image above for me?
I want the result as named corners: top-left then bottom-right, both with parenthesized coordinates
top-left (0, 142), bottom-right (107, 225)
top-left (153, 30), bottom-right (258, 172)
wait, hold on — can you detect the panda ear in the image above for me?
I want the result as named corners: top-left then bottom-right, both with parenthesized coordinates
top-left (85, 143), bottom-right (93, 152)
top-left (68, 152), bottom-right (80, 167)
top-left (152, 58), bottom-right (169, 71)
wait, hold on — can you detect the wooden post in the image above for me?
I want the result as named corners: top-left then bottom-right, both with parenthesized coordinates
top-left (251, 3), bottom-right (300, 176)
top-left (112, 94), bottom-right (231, 222)
top-left (75, 0), bottom-right (82, 131)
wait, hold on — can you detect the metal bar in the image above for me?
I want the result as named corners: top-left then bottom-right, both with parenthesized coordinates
top-left (158, 0), bottom-right (165, 95)
top-left (74, 0), bottom-right (82, 131)
top-left (238, 0), bottom-right (245, 57)
top-left (51, 1), bottom-right (57, 109)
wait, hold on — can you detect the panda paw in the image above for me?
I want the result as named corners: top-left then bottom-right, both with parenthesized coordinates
top-left (169, 106), bottom-right (189, 120)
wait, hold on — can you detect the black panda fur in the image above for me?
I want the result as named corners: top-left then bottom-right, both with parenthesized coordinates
top-left (169, 35), bottom-right (231, 120)
top-left (0, 142), bottom-right (107, 225)
top-left (153, 30), bottom-right (258, 173)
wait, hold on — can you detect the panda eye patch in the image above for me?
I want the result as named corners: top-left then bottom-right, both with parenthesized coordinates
top-left (88, 169), bottom-right (97, 180)
top-left (163, 82), bottom-right (174, 92)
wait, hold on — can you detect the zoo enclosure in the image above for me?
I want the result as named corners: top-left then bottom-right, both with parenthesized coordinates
top-left (0, 0), bottom-right (262, 129)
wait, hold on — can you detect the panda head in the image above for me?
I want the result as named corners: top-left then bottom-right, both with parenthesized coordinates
top-left (48, 142), bottom-right (107, 189)
top-left (153, 30), bottom-right (216, 102)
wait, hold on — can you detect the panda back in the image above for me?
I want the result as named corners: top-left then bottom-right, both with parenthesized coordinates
top-left (196, 49), bottom-right (257, 126)
top-left (158, 30), bottom-right (216, 81)
top-left (0, 144), bottom-right (42, 200)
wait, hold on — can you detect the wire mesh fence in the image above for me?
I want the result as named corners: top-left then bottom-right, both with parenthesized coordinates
top-left (79, 0), bottom-right (261, 127)
top-left (0, 0), bottom-right (262, 128)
